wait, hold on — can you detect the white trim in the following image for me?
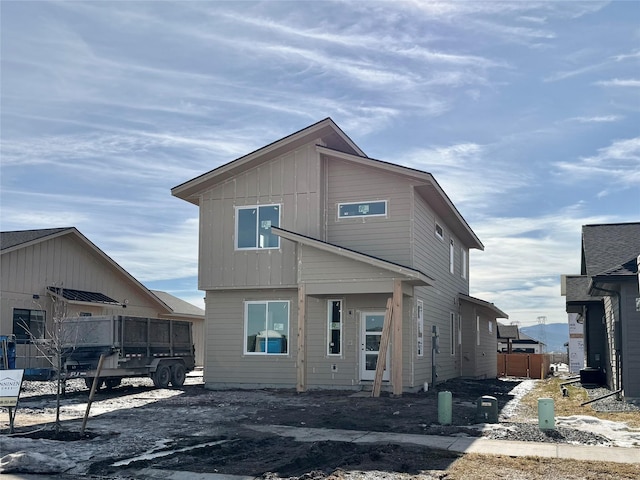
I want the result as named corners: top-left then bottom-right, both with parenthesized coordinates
top-left (337, 200), bottom-right (387, 219)
top-left (449, 238), bottom-right (455, 274)
top-left (450, 312), bottom-right (456, 355)
top-left (235, 204), bottom-right (281, 250)
top-left (327, 299), bottom-right (343, 356)
top-left (435, 222), bottom-right (444, 241)
top-left (243, 300), bottom-right (290, 355)
top-left (461, 247), bottom-right (467, 279)
top-left (416, 300), bottom-right (424, 357)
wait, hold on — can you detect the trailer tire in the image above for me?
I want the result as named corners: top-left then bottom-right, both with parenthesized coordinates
top-left (85, 378), bottom-right (104, 390)
top-left (105, 378), bottom-right (121, 389)
top-left (153, 364), bottom-right (171, 388)
top-left (170, 363), bottom-right (186, 387)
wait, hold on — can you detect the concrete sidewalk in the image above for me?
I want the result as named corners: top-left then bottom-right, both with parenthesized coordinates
top-left (248, 424), bottom-right (640, 464)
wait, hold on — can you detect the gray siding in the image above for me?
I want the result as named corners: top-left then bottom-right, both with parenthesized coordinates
top-left (621, 282), bottom-right (640, 400)
top-left (325, 157), bottom-right (412, 266)
top-left (198, 142), bottom-right (322, 289)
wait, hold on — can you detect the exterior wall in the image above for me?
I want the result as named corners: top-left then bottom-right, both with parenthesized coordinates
top-left (198, 142), bottom-right (321, 289)
top-left (602, 296), bottom-right (619, 390)
top-left (412, 193), bottom-right (470, 383)
top-left (620, 282), bottom-right (640, 400)
top-left (460, 302), bottom-right (497, 378)
top-left (585, 303), bottom-right (607, 370)
top-left (203, 288), bottom-right (418, 390)
top-left (203, 288), bottom-right (299, 388)
top-left (325, 157), bottom-right (412, 267)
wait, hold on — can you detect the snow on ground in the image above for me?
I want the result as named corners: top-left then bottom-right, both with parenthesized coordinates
top-left (499, 378), bottom-right (537, 420)
top-left (556, 415), bottom-right (640, 448)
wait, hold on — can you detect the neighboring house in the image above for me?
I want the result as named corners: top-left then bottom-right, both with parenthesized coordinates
top-left (561, 222), bottom-right (640, 402)
top-left (497, 324), bottom-right (545, 354)
top-left (172, 118), bottom-right (507, 393)
top-left (1, 227), bottom-right (205, 369)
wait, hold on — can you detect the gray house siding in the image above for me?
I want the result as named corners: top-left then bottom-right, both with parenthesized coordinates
top-left (203, 288), bottom-right (299, 388)
top-left (198, 143), bottom-right (321, 290)
top-left (325, 157), bottom-right (412, 267)
top-left (621, 282), bottom-right (640, 400)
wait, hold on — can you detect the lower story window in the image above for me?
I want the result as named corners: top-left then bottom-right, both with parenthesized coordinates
top-left (13, 308), bottom-right (46, 343)
top-left (327, 300), bottom-right (342, 355)
top-left (244, 300), bottom-right (289, 354)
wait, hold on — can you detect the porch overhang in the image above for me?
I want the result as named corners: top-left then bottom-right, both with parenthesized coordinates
top-left (459, 293), bottom-right (508, 319)
top-left (272, 226), bottom-right (434, 289)
top-left (47, 286), bottom-right (123, 307)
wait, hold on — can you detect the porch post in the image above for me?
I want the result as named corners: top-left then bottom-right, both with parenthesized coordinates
top-left (392, 279), bottom-right (403, 396)
top-left (296, 283), bottom-right (307, 392)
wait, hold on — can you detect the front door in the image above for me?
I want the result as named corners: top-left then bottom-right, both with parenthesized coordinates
top-left (360, 311), bottom-right (390, 381)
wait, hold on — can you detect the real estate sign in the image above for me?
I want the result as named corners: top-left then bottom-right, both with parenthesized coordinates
top-left (0, 369), bottom-right (24, 407)
top-left (568, 313), bottom-right (585, 374)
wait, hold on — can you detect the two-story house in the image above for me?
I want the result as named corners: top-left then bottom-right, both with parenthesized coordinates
top-left (172, 118), bottom-right (507, 393)
top-left (561, 222), bottom-right (640, 402)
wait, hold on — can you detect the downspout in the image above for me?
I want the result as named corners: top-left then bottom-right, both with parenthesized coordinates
top-left (590, 285), bottom-right (622, 397)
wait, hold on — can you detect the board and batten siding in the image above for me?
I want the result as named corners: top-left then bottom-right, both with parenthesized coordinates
top-left (325, 157), bottom-right (412, 267)
top-left (0, 235), bottom-right (159, 335)
top-left (198, 142), bottom-right (322, 290)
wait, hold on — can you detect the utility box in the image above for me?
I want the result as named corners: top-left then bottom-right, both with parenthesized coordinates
top-left (476, 395), bottom-right (498, 423)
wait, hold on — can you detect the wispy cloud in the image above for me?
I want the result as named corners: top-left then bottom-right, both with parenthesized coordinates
top-left (554, 136), bottom-right (640, 187)
top-left (594, 78), bottom-right (640, 88)
top-left (568, 115), bottom-right (623, 123)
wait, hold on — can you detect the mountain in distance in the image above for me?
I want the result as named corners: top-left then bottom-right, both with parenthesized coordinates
top-left (519, 323), bottom-right (568, 353)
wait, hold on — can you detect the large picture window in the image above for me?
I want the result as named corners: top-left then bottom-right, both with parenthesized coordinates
top-left (338, 200), bottom-right (387, 218)
top-left (244, 300), bottom-right (289, 355)
top-left (327, 300), bottom-right (342, 355)
top-left (236, 204), bottom-right (280, 249)
top-left (13, 309), bottom-right (46, 343)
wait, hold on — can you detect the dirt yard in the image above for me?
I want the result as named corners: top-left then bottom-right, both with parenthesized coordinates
top-left (1, 375), bottom-right (639, 479)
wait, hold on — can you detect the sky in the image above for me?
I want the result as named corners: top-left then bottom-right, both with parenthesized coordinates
top-left (1, 1), bottom-right (639, 326)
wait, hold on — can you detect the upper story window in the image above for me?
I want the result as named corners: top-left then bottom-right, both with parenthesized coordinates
top-left (13, 308), bottom-right (46, 343)
top-left (435, 223), bottom-right (444, 241)
top-left (236, 204), bottom-right (280, 250)
top-left (338, 200), bottom-right (387, 218)
top-left (461, 247), bottom-right (467, 279)
top-left (449, 239), bottom-right (455, 274)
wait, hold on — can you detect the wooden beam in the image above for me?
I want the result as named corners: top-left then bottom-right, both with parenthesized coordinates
top-left (372, 297), bottom-right (393, 397)
top-left (392, 279), bottom-right (403, 396)
top-left (296, 283), bottom-right (307, 392)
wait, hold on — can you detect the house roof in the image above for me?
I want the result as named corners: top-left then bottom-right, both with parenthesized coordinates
top-left (171, 118), bottom-right (482, 250)
top-left (172, 118), bottom-right (365, 203)
top-left (459, 293), bottom-right (509, 319)
top-left (47, 286), bottom-right (121, 306)
top-left (497, 323), bottom-right (519, 340)
top-left (272, 226), bottom-right (434, 286)
top-left (151, 290), bottom-right (204, 318)
top-left (1, 227), bottom-right (171, 313)
top-left (564, 275), bottom-right (602, 303)
top-left (581, 223), bottom-right (640, 276)
top-left (1, 227), bottom-right (72, 252)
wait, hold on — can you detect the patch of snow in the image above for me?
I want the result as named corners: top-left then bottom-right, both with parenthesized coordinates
top-left (556, 415), bottom-right (640, 448)
top-left (0, 450), bottom-right (75, 474)
top-left (499, 379), bottom-right (537, 420)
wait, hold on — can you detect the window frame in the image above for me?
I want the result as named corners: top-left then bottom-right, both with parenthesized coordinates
top-left (476, 316), bottom-right (481, 346)
top-left (449, 238), bottom-right (455, 274)
top-left (235, 204), bottom-right (281, 250)
top-left (435, 223), bottom-right (444, 241)
top-left (243, 300), bottom-right (290, 355)
top-left (13, 308), bottom-right (46, 343)
top-left (461, 247), bottom-right (467, 279)
top-left (450, 312), bottom-right (456, 355)
top-left (416, 300), bottom-right (424, 357)
top-left (327, 299), bottom-right (343, 356)
top-left (337, 200), bottom-right (387, 219)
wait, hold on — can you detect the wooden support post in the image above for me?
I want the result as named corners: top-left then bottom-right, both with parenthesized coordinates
top-left (391, 279), bottom-right (403, 396)
top-left (372, 298), bottom-right (393, 397)
top-left (296, 283), bottom-right (307, 393)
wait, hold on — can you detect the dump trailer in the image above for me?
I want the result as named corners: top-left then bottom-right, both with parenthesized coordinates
top-left (60, 315), bottom-right (195, 389)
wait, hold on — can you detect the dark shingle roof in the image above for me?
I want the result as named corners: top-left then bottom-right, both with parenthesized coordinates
top-left (1, 228), bottom-right (73, 251)
top-left (497, 323), bottom-right (519, 340)
top-left (565, 275), bottom-right (602, 302)
top-left (596, 256), bottom-right (639, 278)
top-left (581, 223), bottom-right (640, 276)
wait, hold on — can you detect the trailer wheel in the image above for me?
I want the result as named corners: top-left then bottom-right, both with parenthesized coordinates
top-left (85, 378), bottom-right (104, 390)
top-left (152, 364), bottom-right (171, 388)
top-left (170, 363), bottom-right (186, 387)
top-left (105, 378), bottom-right (121, 389)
